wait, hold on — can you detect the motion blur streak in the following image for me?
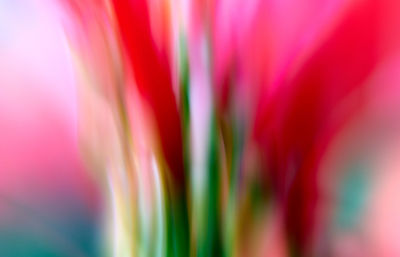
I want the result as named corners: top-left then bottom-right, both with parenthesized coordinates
top-left (1, 0), bottom-right (400, 256)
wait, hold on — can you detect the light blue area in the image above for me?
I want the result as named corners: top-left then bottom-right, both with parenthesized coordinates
top-left (0, 192), bottom-right (101, 257)
top-left (336, 161), bottom-right (370, 229)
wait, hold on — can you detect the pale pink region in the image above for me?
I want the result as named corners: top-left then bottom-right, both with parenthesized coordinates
top-left (256, 209), bottom-right (288, 257)
top-left (317, 54), bottom-right (400, 256)
top-left (0, 0), bottom-right (97, 215)
top-left (331, 234), bottom-right (365, 257)
top-left (212, 0), bottom-right (242, 86)
top-left (358, 56), bottom-right (400, 257)
top-left (364, 137), bottom-right (400, 257)
top-left (126, 85), bottom-right (158, 209)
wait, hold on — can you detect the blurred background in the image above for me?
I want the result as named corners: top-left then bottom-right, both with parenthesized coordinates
top-left (1, 0), bottom-right (400, 256)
